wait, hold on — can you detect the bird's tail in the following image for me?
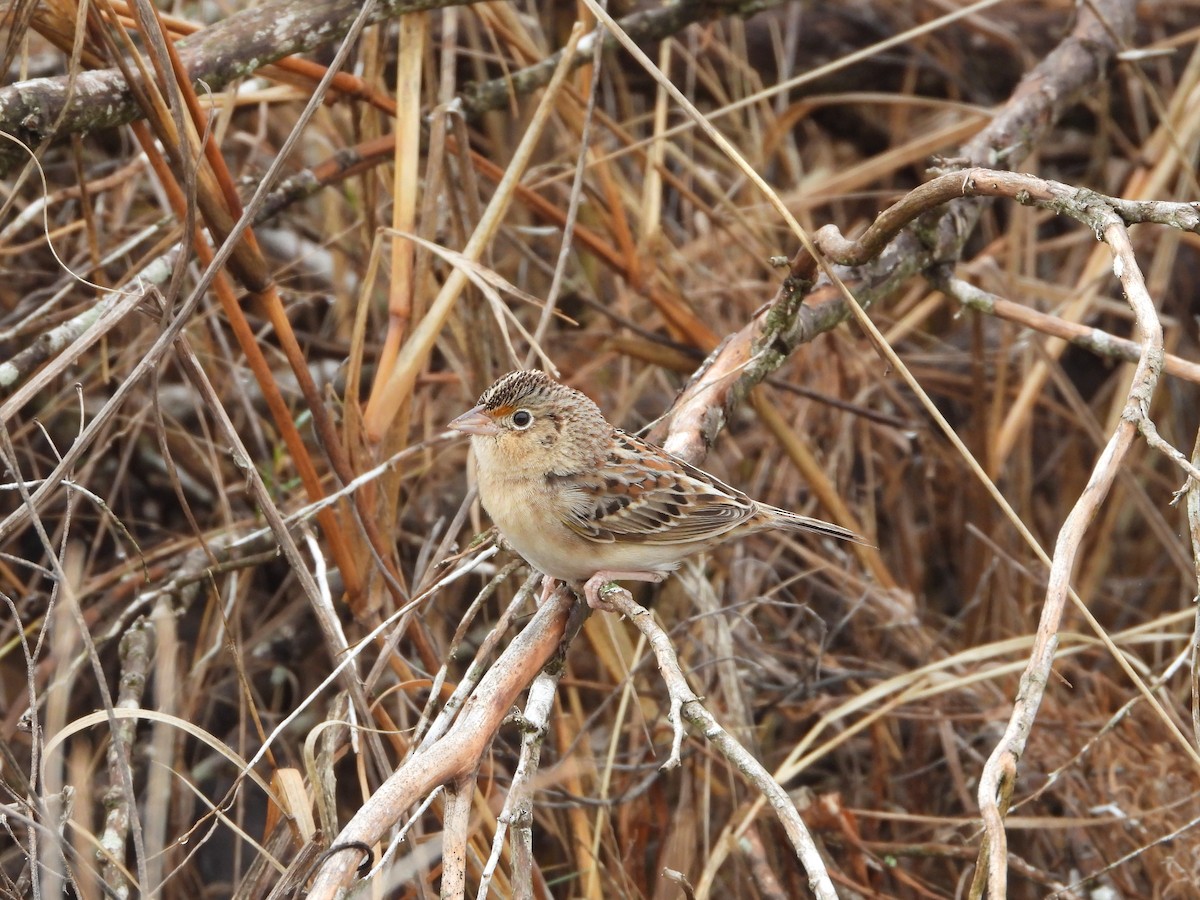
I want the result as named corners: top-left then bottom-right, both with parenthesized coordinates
top-left (773, 507), bottom-right (870, 546)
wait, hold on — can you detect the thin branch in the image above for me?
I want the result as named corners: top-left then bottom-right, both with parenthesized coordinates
top-left (600, 585), bottom-right (837, 900)
top-left (974, 198), bottom-right (1166, 898)
top-left (0, 0), bottom-right (784, 175)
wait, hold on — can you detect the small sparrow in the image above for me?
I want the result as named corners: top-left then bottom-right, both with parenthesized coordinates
top-left (449, 370), bottom-right (862, 610)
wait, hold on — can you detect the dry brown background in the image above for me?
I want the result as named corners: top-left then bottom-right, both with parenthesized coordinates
top-left (3, 0), bottom-right (1200, 897)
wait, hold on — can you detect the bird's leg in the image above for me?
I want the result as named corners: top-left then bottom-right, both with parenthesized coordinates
top-left (538, 575), bottom-right (560, 606)
top-left (583, 570), bottom-right (666, 611)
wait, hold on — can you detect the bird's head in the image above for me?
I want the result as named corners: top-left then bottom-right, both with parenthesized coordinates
top-left (449, 370), bottom-right (609, 477)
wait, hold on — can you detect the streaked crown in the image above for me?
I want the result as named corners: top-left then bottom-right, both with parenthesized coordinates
top-left (477, 370), bottom-right (563, 411)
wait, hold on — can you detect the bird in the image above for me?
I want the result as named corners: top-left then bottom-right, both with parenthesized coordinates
top-left (448, 369), bottom-right (863, 610)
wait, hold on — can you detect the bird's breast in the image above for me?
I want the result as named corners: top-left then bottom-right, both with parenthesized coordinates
top-left (474, 465), bottom-right (691, 582)
top-left (473, 466), bottom-right (588, 580)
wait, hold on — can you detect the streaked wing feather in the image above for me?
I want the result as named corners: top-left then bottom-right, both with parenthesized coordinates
top-left (557, 431), bottom-right (756, 545)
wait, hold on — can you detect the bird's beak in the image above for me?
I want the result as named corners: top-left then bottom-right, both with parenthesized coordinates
top-left (448, 404), bottom-right (501, 436)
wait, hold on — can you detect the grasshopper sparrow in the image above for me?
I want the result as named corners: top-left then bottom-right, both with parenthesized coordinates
top-left (450, 370), bottom-right (861, 609)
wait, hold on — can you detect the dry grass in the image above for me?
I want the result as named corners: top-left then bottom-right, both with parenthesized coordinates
top-left (3, 0), bottom-right (1200, 897)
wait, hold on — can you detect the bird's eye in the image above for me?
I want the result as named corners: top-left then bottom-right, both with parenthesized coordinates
top-left (511, 410), bottom-right (533, 429)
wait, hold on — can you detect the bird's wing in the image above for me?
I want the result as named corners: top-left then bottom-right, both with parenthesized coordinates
top-left (554, 431), bottom-right (757, 545)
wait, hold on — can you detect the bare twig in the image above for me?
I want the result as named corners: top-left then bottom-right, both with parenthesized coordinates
top-left (972, 195), bottom-right (1165, 898)
top-left (651, 0), bottom-right (1135, 460)
top-left (303, 591), bottom-right (579, 897)
top-left (600, 584), bottom-right (837, 900)
top-left (939, 275), bottom-right (1200, 385)
top-left (478, 660), bottom-right (563, 899)
top-left (0, 0), bottom-right (787, 175)
top-left (440, 776), bottom-right (475, 900)
top-left (98, 619), bottom-right (152, 898)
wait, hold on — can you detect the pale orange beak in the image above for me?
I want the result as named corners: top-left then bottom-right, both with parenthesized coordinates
top-left (448, 404), bottom-right (502, 436)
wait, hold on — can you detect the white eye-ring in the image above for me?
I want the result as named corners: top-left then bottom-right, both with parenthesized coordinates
top-left (511, 409), bottom-right (533, 429)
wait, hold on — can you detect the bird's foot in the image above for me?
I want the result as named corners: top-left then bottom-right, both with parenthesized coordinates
top-left (583, 570), bottom-right (666, 611)
top-left (538, 575), bottom-right (560, 606)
